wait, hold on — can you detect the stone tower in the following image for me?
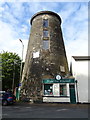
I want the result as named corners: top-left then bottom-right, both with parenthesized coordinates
top-left (20, 11), bottom-right (69, 102)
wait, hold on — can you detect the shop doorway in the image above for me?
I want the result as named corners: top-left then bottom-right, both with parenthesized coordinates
top-left (69, 85), bottom-right (76, 104)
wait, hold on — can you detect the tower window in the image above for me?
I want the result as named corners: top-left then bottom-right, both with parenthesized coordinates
top-left (43, 40), bottom-right (49, 50)
top-left (43, 19), bottom-right (48, 28)
top-left (43, 30), bottom-right (48, 37)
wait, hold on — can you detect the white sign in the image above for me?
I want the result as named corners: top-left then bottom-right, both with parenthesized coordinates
top-left (56, 75), bottom-right (61, 80)
top-left (60, 66), bottom-right (65, 72)
top-left (53, 84), bottom-right (59, 96)
top-left (33, 51), bottom-right (39, 58)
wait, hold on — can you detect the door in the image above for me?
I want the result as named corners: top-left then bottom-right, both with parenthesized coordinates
top-left (69, 85), bottom-right (76, 104)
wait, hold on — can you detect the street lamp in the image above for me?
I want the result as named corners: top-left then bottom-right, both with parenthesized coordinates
top-left (12, 60), bottom-right (18, 93)
top-left (19, 39), bottom-right (24, 82)
top-left (18, 39), bottom-right (24, 100)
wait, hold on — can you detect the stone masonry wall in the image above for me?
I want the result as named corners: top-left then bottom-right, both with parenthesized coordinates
top-left (20, 11), bottom-right (69, 102)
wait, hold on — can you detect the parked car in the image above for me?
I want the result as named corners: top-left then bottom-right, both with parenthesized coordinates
top-left (0, 91), bottom-right (5, 105)
top-left (0, 91), bottom-right (16, 106)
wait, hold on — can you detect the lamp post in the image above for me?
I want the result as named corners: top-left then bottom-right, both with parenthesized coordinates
top-left (18, 39), bottom-right (24, 100)
top-left (19, 39), bottom-right (24, 82)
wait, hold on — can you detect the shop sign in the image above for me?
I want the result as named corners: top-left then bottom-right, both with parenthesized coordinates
top-left (56, 75), bottom-right (61, 80)
top-left (42, 78), bottom-right (75, 84)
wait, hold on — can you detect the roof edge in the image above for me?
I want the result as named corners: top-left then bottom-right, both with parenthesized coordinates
top-left (72, 56), bottom-right (90, 61)
top-left (30, 11), bottom-right (61, 25)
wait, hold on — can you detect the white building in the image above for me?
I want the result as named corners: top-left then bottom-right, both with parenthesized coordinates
top-left (71, 56), bottom-right (89, 103)
top-left (42, 56), bottom-right (89, 103)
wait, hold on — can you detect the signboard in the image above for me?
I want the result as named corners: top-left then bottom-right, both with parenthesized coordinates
top-left (42, 78), bottom-right (75, 84)
top-left (56, 75), bottom-right (61, 80)
top-left (33, 51), bottom-right (39, 58)
top-left (60, 66), bottom-right (65, 72)
top-left (19, 83), bottom-right (22, 86)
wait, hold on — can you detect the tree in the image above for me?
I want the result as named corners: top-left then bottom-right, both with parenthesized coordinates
top-left (0, 51), bottom-right (21, 91)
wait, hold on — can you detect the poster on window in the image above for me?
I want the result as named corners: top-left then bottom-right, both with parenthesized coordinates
top-left (53, 84), bottom-right (59, 96)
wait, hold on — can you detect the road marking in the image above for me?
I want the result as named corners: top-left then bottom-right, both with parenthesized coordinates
top-left (57, 109), bottom-right (68, 111)
top-left (2, 114), bottom-right (8, 116)
top-left (13, 107), bottom-right (20, 108)
top-left (2, 107), bottom-right (11, 109)
top-left (25, 107), bottom-right (32, 109)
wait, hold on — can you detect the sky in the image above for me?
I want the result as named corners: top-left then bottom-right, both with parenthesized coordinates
top-left (0, 1), bottom-right (89, 66)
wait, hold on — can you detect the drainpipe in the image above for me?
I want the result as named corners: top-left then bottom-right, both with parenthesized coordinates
top-left (75, 80), bottom-right (79, 103)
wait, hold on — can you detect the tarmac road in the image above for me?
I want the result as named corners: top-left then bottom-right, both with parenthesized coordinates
top-left (1, 102), bottom-right (89, 119)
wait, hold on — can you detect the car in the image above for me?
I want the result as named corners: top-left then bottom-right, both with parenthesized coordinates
top-left (0, 91), bottom-right (5, 105)
top-left (0, 91), bottom-right (16, 106)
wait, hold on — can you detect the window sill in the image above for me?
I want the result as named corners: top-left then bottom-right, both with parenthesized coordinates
top-left (43, 95), bottom-right (54, 97)
top-left (43, 95), bottom-right (70, 98)
top-left (43, 27), bottom-right (48, 30)
top-left (43, 37), bottom-right (49, 40)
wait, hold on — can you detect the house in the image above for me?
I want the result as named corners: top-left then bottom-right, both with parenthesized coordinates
top-left (71, 56), bottom-right (89, 103)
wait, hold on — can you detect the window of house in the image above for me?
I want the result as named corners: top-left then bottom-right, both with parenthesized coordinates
top-left (43, 19), bottom-right (48, 28)
top-left (43, 40), bottom-right (49, 50)
top-left (60, 84), bottom-right (67, 96)
top-left (43, 30), bottom-right (48, 37)
top-left (44, 84), bottom-right (53, 95)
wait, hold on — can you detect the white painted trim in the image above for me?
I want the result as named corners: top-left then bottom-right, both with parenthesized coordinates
top-left (43, 97), bottom-right (70, 102)
top-left (53, 83), bottom-right (60, 96)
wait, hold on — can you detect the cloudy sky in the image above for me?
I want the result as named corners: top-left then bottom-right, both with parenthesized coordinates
top-left (0, 1), bottom-right (89, 65)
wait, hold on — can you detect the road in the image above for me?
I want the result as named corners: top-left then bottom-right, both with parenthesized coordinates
top-left (1, 103), bottom-right (89, 119)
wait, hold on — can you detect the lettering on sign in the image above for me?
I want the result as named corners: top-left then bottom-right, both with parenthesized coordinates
top-left (43, 79), bottom-right (75, 83)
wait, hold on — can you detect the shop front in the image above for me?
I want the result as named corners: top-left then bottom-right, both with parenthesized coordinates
top-left (42, 78), bottom-right (76, 103)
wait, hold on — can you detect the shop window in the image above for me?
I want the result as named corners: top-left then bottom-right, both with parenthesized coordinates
top-left (60, 84), bottom-right (67, 96)
top-left (43, 40), bottom-right (49, 50)
top-left (43, 19), bottom-right (48, 28)
top-left (44, 84), bottom-right (53, 95)
top-left (43, 30), bottom-right (48, 37)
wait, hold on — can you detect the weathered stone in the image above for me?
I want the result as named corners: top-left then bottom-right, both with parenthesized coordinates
top-left (20, 11), bottom-right (69, 102)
